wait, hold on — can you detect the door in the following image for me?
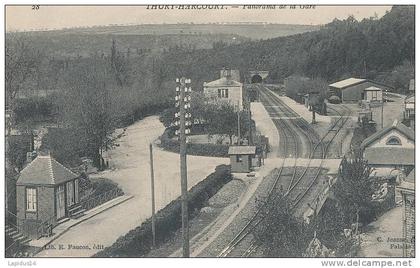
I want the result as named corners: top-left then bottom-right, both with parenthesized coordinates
top-left (66, 181), bottom-right (75, 207)
top-left (74, 179), bottom-right (79, 203)
top-left (56, 185), bottom-right (66, 219)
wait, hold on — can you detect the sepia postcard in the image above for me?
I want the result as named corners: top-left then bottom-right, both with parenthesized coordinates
top-left (3, 3), bottom-right (416, 264)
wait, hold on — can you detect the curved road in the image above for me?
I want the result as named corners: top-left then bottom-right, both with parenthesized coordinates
top-left (37, 116), bottom-right (228, 257)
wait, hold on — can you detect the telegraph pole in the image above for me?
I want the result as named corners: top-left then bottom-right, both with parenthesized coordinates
top-left (237, 101), bottom-right (241, 145)
top-left (175, 77), bottom-right (192, 257)
top-left (149, 143), bottom-right (156, 248)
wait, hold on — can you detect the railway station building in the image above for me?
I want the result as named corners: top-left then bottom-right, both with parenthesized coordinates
top-left (361, 120), bottom-right (415, 177)
top-left (203, 69), bottom-right (243, 110)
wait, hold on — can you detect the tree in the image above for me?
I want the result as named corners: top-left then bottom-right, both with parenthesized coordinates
top-left (5, 33), bottom-right (42, 135)
top-left (253, 193), bottom-right (313, 257)
top-left (204, 101), bottom-right (250, 144)
top-left (333, 150), bottom-right (375, 225)
top-left (160, 95), bottom-right (251, 145)
top-left (110, 39), bottom-right (131, 87)
top-left (58, 59), bottom-right (115, 169)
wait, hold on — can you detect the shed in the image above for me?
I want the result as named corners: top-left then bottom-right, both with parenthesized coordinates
top-left (364, 86), bottom-right (383, 102)
top-left (329, 78), bottom-right (391, 103)
top-left (16, 154), bottom-right (82, 239)
top-left (228, 146), bottom-right (256, 173)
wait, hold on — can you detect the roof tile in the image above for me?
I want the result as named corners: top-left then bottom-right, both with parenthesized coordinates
top-left (17, 155), bottom-right (78, 185)
top-left (364, 147), bottom-right (414, 166)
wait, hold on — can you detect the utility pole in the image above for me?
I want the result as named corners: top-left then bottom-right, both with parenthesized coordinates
top-left (381, 100), bottom-right (384, 129)
top-left (149, 143), bottom-right (156, 248)
top-left (248, 109), bottom-right (252, 145)
top-left (237, 101), bottom-right (241, 145)
top-left (381, 90), bottom-right (387, 129)
top-left (175, 77), bottom-right (192, 257)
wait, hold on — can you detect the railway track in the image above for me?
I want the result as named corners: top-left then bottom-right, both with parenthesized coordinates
top-left (259, 87), bottom-right (323, 158)
top-left (290, 104), bottom-right (352, 210)
top-left (218, 85), bottom-right (300, 257)
top-left (217, 85), bottom-right (352, 257)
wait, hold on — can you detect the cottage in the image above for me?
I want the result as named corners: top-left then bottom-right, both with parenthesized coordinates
top-left (396, 169), bottom-right (415, 257)
top-left (228, 146), bottom-right (256, 173)
top-left (16, 154), bottom-right (83, 239)
top-left (329, 78), bottom-right (390, 103)
top-left (361, 120), bottom-right (415, 176)
top-left (203, 69), bottom-right (243, 110)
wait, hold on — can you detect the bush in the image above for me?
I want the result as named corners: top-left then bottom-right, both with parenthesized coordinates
top-left (94, 164), bottom-right (231, 257)
top-left (115, 102), bottom-right (171, 128)
top-left (90, 177), bottom-right (124, 197)
top-left (159, 127), bottom-right (229, 157)
top-left (7, 134), bottom-right (33, 170)
top-left (14, 97), bottom-right (55, 123)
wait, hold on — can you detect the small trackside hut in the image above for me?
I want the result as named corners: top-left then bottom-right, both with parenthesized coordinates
top-left (16, 154), bottom-right (82, 239)
top-left (228, 146), bottom-right (256, 173)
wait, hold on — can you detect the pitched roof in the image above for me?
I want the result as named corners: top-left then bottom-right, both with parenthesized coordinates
top-left (360, 120), bottom-right (415, 149)
top-left (406, 168), bottom-right (415, 183)
top-left (364, 147), bottom-right (414, 166)
top-left (17, 155), bottom-right (78, 186)
top-left (365, 86), bottom-right (382, 91)
top-left (228, 146), bottom-right (256, 155)
top-left (203, 77), bottom-right (242, 87)
top-left (328, 78), bottom-right (366, 89)
top-left (398, 168), bottom-right (415, 192)
top-left (406, 95), bottom-right (415, 103)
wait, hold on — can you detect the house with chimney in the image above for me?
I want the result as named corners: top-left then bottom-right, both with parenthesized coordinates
top-left (203, 69), bottom-right (244, 110)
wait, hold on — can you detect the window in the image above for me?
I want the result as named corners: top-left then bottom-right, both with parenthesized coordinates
top-left (26, 188), bottom-right (37, 212)
top-left (372, 91), bottom-right (377, 100)
top-left (386, 136), bottom-right (402, 145)
top-left (218, 88), bottom-right (229, 98)
top-left (236, 155), bottom-right (243, 163)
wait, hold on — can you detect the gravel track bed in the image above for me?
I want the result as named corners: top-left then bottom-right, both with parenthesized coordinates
top-left (197, 168), bottom-right (280, 257)
top-left (146, 178), bottom-right (247, 257)
top-left (208, 179), bottom-right (246, 208)
top-left (198, 166), bottom-right (307, 257)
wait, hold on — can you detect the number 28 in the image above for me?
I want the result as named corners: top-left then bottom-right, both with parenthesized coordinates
top-left (32, 5), bottom-right (40, 10)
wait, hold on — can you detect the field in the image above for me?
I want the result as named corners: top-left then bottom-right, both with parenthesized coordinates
top-left (10, 23), bottom-right (318, 58)
top-left (32, 23), bottom-right (319, 39)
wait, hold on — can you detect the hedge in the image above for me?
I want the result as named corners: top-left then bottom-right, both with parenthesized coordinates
top-left (94, 164), bottom-right (232, 257)
top-left (159, 127), bottom-right (229, 157)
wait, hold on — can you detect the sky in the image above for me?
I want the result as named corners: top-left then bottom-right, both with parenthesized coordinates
top-left (6, 5), bottom-right (392, 32)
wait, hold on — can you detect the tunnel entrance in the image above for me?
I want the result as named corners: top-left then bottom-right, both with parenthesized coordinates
top-left (251, 74), bottom-right (263, 83)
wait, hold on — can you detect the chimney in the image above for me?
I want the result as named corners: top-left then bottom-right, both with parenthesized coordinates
top-left (221, 68), bottom-right (231, 79)
top-left (26, 151), bottom-right (37, 164)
